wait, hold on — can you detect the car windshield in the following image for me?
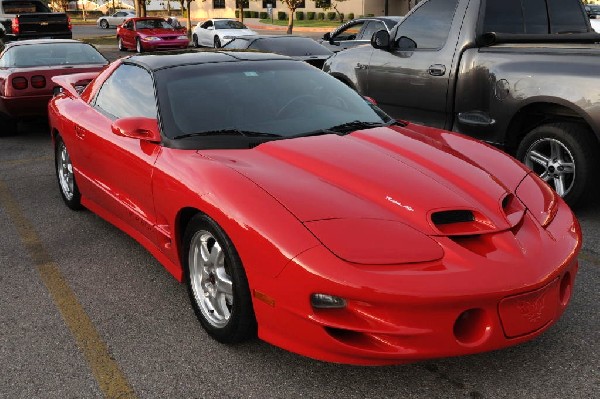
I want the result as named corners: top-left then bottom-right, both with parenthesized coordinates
top-left (214, 20), bottom-right (247, 29)
top-left (0, 43), bottom-right (108, 68)
top-left (137, 19), bottom-right (173, 29)
top-left (156, 60), bottom-right (391, 144)
top-left (250, 37), bottom-right (333, 56)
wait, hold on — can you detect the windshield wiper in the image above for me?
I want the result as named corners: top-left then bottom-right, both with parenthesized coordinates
top-left (325, 120), bottom-right (394, 134)
top-left (173, 129), bottom-right (283, 140)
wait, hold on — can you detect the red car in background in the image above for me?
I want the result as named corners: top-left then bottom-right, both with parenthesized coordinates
top-left (0, 39), bottom-right (107, 134)
top-left (117, 17), bottom-right (189, 53)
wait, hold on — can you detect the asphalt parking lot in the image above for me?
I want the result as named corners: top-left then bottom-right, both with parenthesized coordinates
top-left (1, 45), bottom-right (599, 398)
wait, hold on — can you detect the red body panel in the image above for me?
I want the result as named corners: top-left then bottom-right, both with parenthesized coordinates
top-left (47, 66), bottom-right (582, 365)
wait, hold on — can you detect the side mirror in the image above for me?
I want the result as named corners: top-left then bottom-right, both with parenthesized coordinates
top-left (323, 32), bottom-right (331, 41)
top-left (371, 30), bottom-right (391, 50)
top-left (397, 36), bottom-right (417, 51)
top-left (111, 117), bottom-right (161, 143)
top-left (207, 26), bottom-right (214, 30)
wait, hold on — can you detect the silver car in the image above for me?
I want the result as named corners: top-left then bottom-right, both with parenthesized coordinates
top-left (97, 10), bottom-right (135, 29)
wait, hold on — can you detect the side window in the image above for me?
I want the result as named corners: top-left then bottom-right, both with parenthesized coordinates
top-left (334, 22), bottom-right (365, 41)
top-left (201, 21), bottom-right (213, 29)
top-left (547, 0), bottom-right (588, 33)
top-left (94, 64), bottom-right (157, 119)
top-left (360, 21), bottom-right (385, 40)
top-left (394, 0), bottom-right (459, 50)
top-left (124, 20), bottom-right (133, 30)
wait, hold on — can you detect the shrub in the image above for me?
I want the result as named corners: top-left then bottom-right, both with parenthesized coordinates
top-left (326, 12), bottom-right (336, 20)
top-left (252, 11), bottom-right (259, 18)
top-left (259, 12), bottom-right (268, 19)
top-left (243, 10), bottom-right (251, 18)
top-left (278, 11), bottom-right (286, 21)
top-left (317, 12), bottom-right (325, 20)
top-left (347, 12), bottom-right (354, 20)
top-left (296, 11), bottom-right (304, 20)
top-left (366, 14), bottom-right (375, 17)
top-left (307, 11), bottom-right (316, 20)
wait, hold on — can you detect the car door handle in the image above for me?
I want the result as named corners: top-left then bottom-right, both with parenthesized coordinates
top-left (75, 125), bottom-right (85, 139)
top-left (428, 64), bottom-right (446, 76)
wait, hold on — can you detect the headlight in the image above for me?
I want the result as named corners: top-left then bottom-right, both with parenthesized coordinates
top-left (515, 172), bottom-right (558, 227)
top-left (177, 35), bottom-right (188, 40)
top-left (303, 218), bottom-right (444, 264)
top-left (143, 36), bottom-right (161, 41)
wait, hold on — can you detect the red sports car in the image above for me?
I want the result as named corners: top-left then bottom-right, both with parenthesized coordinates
top-left (0, 39), bottom-right (107, 134)
top-left (48, 52), bottom-right (581, 365)
top-left (116, 17), bottom-right (189, 53)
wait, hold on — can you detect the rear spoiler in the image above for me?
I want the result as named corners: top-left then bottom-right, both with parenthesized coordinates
top-left (52, 72), bottom-right (100, 97)
top-left (476, 31), bottom-right (600, 47)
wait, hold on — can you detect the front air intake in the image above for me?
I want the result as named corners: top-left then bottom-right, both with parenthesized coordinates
top-left (431, 210), bottom-right (475, 225)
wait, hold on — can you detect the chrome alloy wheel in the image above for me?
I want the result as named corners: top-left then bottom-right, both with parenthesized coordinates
top-left (57, 141), bottom-right (75, 200)
top-left (188, 230), bottom-right (234, 328)
top-left (524, 138), bottom-right (575, 197)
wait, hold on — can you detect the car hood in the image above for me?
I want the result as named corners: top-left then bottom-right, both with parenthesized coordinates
top-left (202, 125), bottom-right (529, 235)
top-left (139, 29), bottom-right (183, 36)
top-left (218, 29), bottom-right (255, 36)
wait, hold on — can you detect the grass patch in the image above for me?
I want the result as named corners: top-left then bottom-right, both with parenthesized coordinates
top-left (258, 18), bottom-right (339, 28)
top-left (80, 35), bottom-right (117, 46)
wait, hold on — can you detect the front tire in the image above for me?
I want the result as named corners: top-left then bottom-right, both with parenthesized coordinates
top-left (517, 122), bottom-right (599, 207)
top-left (214, 36), bottom-right (221, 48)
top-left (100, 19), bottom-right (109, 29)
top-left (183, 214), bottom-right (256, 343)
top-left (192, 34), bottom-right (199, 48)
top-left (55, 136), bottom-right (82, 210)
top-left (136, 38), bottom-right (144, 53)
top-left (117, 36), bottom-right (126, 51)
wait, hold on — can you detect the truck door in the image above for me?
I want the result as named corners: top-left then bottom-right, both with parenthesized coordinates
top-left (366, 0), bottom-right (461, 129)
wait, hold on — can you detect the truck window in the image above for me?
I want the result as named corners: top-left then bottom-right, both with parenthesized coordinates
top-left (394, 0), bottom-right (459, 50)
top-left (483, 0), bottom-right (586, 34)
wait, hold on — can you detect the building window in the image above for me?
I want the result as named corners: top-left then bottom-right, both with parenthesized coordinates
top-left (297, 0), bottom-right (305, 7)
top-left (263, 0), bottom-right (277, 8)
top-left (316, 0), bottom-right (331, 8)
top-left (236, 0), bottom-right (250, 7)
top-left (213, 0), bottom-right (225, 9)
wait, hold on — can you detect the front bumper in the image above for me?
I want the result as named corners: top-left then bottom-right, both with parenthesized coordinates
top-left (141, 39), bottom-right (189, 51)
top-left (252, 200), bottom-right (581, 365)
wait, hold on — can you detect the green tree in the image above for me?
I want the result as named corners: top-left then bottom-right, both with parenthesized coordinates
top-left (320, 0), bottom-right (348, 24)
top-left (279, 0), bottom-right (305, 34)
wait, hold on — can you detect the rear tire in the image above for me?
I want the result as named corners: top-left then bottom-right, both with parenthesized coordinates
top-left (55, 135), bottom-right (82, 210)
top-left (516, 122), bottom-right (599, 207)
top-left (183, 214), bottom-right (257, 343)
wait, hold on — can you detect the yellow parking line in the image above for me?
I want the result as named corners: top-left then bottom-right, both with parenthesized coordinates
top-left (0, 180), bottom-right (137, 399)
top-left (0, 155), bottom-right (53, 167)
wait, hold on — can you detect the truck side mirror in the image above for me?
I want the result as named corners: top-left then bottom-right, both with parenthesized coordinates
top-left (371, 30), bottom-right (390, 50)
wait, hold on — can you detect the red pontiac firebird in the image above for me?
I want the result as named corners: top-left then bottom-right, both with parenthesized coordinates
top-left (116, 17), bottom-right (189, 53)
top-left (48, 51), bottom-right (581, 365)
top-left (0, 39), bottom-right (108, 133)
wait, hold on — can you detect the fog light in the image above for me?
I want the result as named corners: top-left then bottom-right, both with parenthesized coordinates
top-left (310, 293), bottom-right (346, 309)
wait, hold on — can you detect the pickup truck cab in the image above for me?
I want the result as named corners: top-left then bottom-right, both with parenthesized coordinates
top-left (0, 0), bottom-right (72, 43)
top-left (324, 0), bottom-right (600, 206)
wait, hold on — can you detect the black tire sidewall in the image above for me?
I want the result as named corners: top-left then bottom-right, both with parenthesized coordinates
top-left (100, 20), bottom-right (108, 29)
top-left (183, 214), bottom-right (256, 343)
top-left (517, 123), bottom-right (598, 207)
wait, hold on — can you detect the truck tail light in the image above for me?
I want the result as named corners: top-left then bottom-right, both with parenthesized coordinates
top-left (12, 77), bottom-right (28, 90)
top-left (67, 15), bottom-right (72, 31)
top-left (31, 75), bottom-right (46, 89)
top-left (11, 18), bottom-right (19, 35)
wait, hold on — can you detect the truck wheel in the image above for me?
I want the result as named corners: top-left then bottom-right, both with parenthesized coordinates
top-left (100, 19), bottom-right (109, 29)
top-left (517, 122), bottom-right (599, 207)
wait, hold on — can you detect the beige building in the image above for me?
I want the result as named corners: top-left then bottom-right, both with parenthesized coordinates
top-left (190, 0), bottom-right (411, 21)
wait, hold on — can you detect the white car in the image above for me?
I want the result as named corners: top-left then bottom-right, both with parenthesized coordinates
top-left (97, 11), bottom-right (136, 29)
top-left (591, 18), bottom-right (600, 32)
top-left (192, 18), bottom-right (256, 48)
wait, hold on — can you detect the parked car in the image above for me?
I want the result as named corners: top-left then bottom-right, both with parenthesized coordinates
top-left (49, 50), bottom-right (580, 365)
top-left (0, 39), bottom-right (107, 134)
top-left (116, 17), bottom-right (189, 53)
top-left (192, 18), bottom-right (256, 48)
top-left (324, 0), bottom-right (600, 207)
top-left (97, 10), bottom-right (135, 29)
top-left (585, 4), bottom-right (600, 18)
top-left (0, 0), bottom-right (72, 44)
top-left (222, 35), bottom-right (333, 68)
top-left (319, 16), bottom-right (403, 52)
